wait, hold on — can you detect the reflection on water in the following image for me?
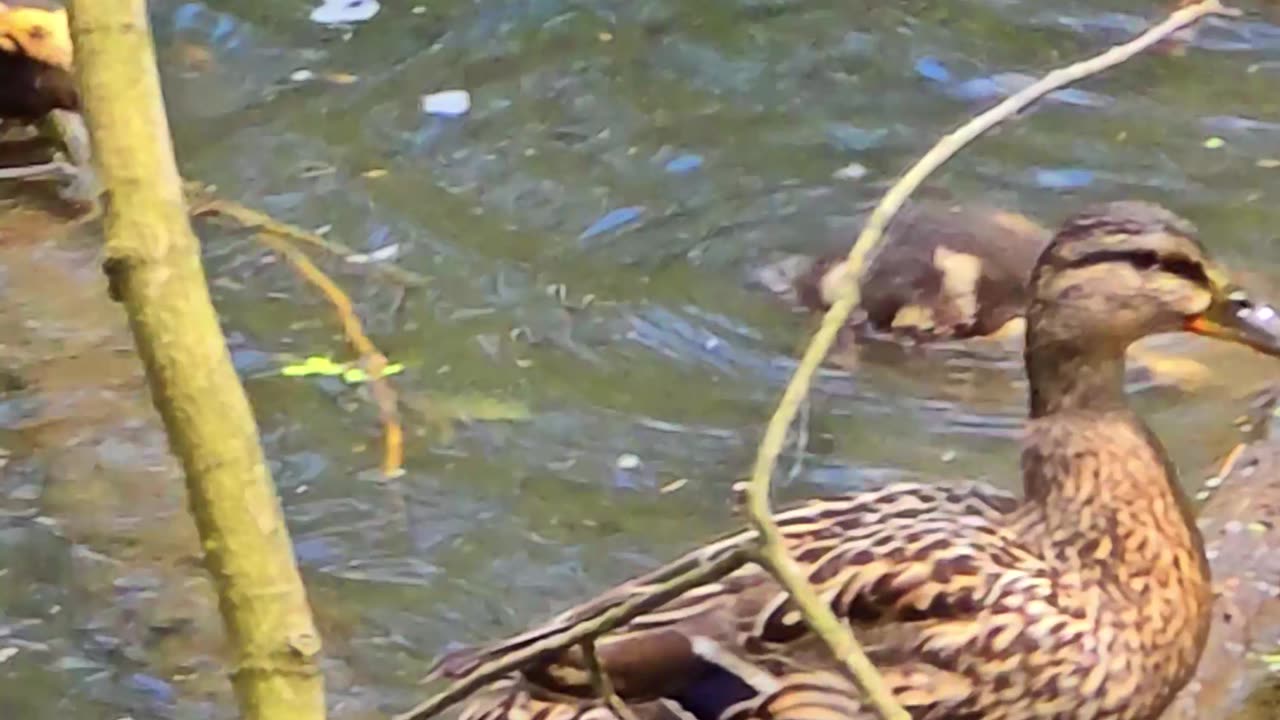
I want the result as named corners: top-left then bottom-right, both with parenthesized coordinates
top-left (2, 1), bottom-right (1280, 717)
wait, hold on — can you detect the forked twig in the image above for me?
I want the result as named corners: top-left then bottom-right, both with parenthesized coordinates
top-left (186, 183), bottom-right (423, 477)
top-left (241, 228), bottom-right (405, 477)
top-left (740, 3), bottom-right (1235, 720)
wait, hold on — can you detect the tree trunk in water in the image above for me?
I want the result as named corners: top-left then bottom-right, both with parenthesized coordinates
top-left (66, 2), bottom-right (325, 718)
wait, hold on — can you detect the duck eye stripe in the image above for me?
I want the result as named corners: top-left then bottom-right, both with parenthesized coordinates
top-left (1159, 256), bottom-right (1210, 285)
top-left (1064, 250), bottom-right (1209, 285)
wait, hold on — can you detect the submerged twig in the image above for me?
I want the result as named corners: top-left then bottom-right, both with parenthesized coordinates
top-left (244, 228), bottom-right (405, 477)
top-left (187, 182), bottom-right (428, 288)
top-left (741, 3), bottom-right (1234, 720)
top-left (187, 183), bottom-right (424, 477)
top-left (581, 639), bottom-right (643, 720)
top-left (394, 546), bottom-right (751, 720)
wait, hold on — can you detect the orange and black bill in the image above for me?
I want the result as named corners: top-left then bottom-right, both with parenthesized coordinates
top-left (1187, 288), bottom-right (1280, 356)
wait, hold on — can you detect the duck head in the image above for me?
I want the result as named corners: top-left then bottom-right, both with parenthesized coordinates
top-left (1028, 201), bottom-right (1280, 356)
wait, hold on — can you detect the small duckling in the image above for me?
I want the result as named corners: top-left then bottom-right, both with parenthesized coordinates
top-left (0, 2), bottom-right (76, 122)
top-left (755, 201), bottom-right (1051, 342)
top-left (0, 2), bottom-right (96, 203)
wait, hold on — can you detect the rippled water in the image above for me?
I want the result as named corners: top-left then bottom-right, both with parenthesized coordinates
top-left (3, 1), bottom-right (1280, 718)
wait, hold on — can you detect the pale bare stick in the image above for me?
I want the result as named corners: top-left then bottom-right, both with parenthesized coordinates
top-left (741, 3), bottom-right (1236, 720)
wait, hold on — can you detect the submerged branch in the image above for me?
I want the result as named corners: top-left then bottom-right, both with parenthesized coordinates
top-left (188, 184), bottom-right (422, 477)
top-left (740, 3), bottom-right (1234, 720)
top-left (188, 182), bottom-right (428, 288)
top-left (242, 228), bottom-right (405, 477)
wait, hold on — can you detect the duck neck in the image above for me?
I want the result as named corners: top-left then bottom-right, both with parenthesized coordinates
top-left (1025, 338), bottom-right (1127, 419)
top-left (1020, 334), bottom-right (1208, 607)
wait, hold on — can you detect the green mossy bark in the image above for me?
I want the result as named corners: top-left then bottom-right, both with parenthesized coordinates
top-left (67, 3), bottom-right (325, 718)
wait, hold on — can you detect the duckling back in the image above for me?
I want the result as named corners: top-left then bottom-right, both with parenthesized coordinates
top-left (789, 202), bottom-right (1051, 341)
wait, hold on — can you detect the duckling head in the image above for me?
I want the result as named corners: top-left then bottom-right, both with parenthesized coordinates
top-left (0, 5), bottom-right (72, 71)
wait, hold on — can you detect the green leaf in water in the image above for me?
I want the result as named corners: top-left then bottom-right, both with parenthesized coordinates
top-left (341, 362), bottom-right (405, 384)
top-left (281, 357), bottom-right (405, 383)
top-left (281, 355), bottom-right (348, 377)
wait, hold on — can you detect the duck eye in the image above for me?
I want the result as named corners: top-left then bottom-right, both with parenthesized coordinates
top-left (1159, 256), bottom-right (1210, 285)
top-left (1130, 251), bottom-right (1159, 270)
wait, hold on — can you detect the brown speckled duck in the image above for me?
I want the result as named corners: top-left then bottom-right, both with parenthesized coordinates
top-left (431, 202), bottom-right (1280, 720)
top-left (755, 202), bottom-right (1051, 342)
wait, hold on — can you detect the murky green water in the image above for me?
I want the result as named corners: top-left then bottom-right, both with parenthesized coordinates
top-left (3, 1), bottom-right (1280, 717)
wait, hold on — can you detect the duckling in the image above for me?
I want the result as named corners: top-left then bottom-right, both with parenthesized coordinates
top-left (0, 2), bottom-right (95, 202)
top-left (1163, 386), bottom-right (1280, 720)
top-left (755, 202), bottom-right (1051, 342)
top-left (0, 2), bottom-right (76, 122)
top-left (427, 202), bottom-right (1280, 720)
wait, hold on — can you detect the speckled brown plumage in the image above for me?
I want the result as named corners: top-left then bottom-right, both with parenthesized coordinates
top-left (433, 202), bottom-right (1280, 720)
top-left (778, 202), bottom-right (1051, 341)
top-left (1162, 387), bottom-right (1280, 720)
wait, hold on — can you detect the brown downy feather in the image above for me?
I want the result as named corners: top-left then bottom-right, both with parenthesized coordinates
top-left (0, 3), bottom-right (78, 120)
top-left (788, 202), bottom-right (1051, 341)
top-left (432, 202), bottom-right (1280, 720)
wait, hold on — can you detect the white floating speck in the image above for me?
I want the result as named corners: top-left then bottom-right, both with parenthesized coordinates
top-left (660, 478), bottom-right (689, 494)
top-left (616, 453), bottom-right (642, 470)
top-left (290, 69), bottom-right (316, 82)
top-left (345, 243), bottom-right (401, 264)
top-left (832, 162), bottom-right (868, 181)
top-left (941, 449), bottom-right (957, 463)
top-left (0, 647), bottom-right (17, 664)
top-left (422, 89), bottom-right (472, 117)
top-left (310, 0), bottom-right (380, 25)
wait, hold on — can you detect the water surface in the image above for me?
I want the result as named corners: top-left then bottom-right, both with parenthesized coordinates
top-left (3, 1), bottom-right (1280, 717)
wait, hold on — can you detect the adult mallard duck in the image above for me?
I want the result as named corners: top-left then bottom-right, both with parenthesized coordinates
top-left (433, 202), bottom-right (1280, 720)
